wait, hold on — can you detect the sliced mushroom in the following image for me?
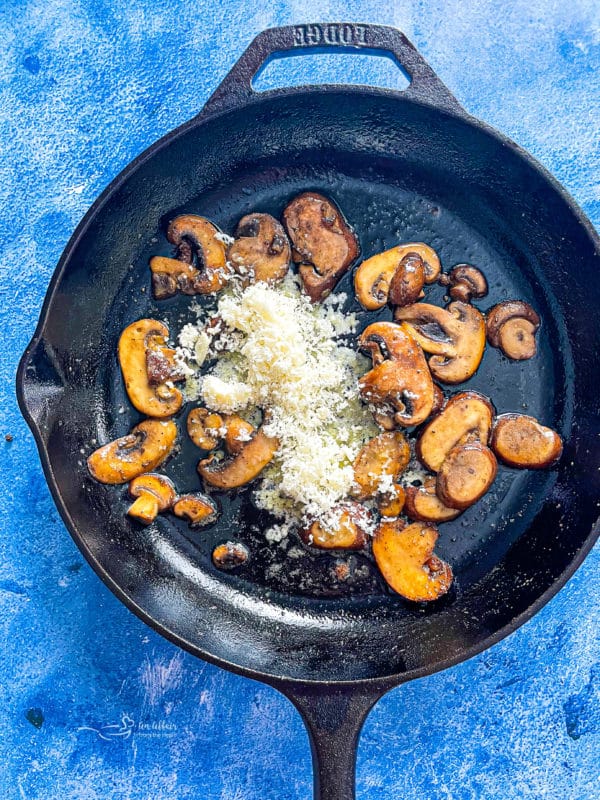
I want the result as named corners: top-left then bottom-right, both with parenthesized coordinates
top-left (212, 541), bottom-right (250, 569)
top-left (228, 213), bottom-right (290, 285)
top-left (87, 420), bottom-right (177, 485)
top-left (127, 474), bottom-right (177, 524)
top-left (388, 253), bottom-right (426, 307)
top-left (300, 503), bottom-right (371, 550)
top-left (198, 426), bottom-right (278, 489)
top-left (377, 484), bottom-right (406, 517)
top-left (417, 391), bottom-right (494, 472)
top-left (404, 477), bottom-right (460, 523)
top-left (148, 257), bottom-right (199, 300)
top-left (439, 265), bottom-right (488, 303)
top-left (491, 414), bottom-right (563, 468)
top-left (173, 493), bottom-right (218, 526)
top-left (118, 319), bottom-right (183, 418)
top-left (223, 415), bottom-right (256, 456)
top-left (486, 301), bottom-right (540, 360)
top-left (354, 243), bottom-right (441, 310)
top-left (358, 322), bottom-right (434, 427)
top-left (436, 442), bottom-right (497, 510)
top-left (372, 519), bottom-right (453, 601)
top-left (352, 431), bottom-right (411, 500)
top-left (187, 408), bottom-right (224, 450)
top-left (395, 301), bottom-right (486, 384)
top-left (282, 192), bottom-right (359, 302)
top-left (149, 215), bottom-right (229, 298)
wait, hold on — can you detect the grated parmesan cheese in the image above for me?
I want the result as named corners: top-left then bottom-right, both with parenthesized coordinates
top-left (177, 278), bottom-right (378, 531)
top-left (214, 231), bottom-right (235, 246)
top-left (201, 375), bottom-right (253, 413)
top-left (402, 461), bottom-right (430, 486)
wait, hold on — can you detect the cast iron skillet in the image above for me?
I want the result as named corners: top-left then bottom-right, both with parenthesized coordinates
top-left (17, 23), bottom-right (600, 799)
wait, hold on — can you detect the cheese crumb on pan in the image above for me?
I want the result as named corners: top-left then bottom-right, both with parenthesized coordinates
top-left (201, 375), bottom-right (254, 413)
top-left (177, 276), bottom-right (377, 529)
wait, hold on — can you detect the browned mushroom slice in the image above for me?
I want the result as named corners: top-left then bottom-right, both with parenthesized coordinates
top-left (404, 477), bottom-right (460, 523)
top-left (486, 301), bottom-right (540, 360)
top-left (168, 215), bottom-right (230, 293)
top-left (282, 192), bottom-right (359, 302)
top-left (395, 301), bottom-right (486, 384)
top-left (352, 431), bottom-right (411, 500)
top-left (358, 322), bottom-right (434, 427)
top-left (212, 541), bottom-right (250, 569)
top-left (436, 443), bottom-right (497, 510)
top-left (148, 256), bottom-right (201, 300)
top-left (198, 427), bottom-right (279, 489)
top-left (388, 253), bottom-right (426, 308)
top-left (228, 213), bottom-right (290, 285)
top-left (118, 319), bottom-right (183, 418)
top-left (127, 474), bottom-right (177, 524)
top-left (417, 391), bottom-right (494, 472)
top-left (87, 420), bottom-right (177, 485)
top-left (187, 408), bottom-right (224, 450)
top-left (354, 243), bottom-right (441, 310)
top-left (491, 413), bottom-right (563, 468)
top-left (300, 503), bottom-right (371, 550)
top-left (377, 484), bottom-right (406, 517)
top-left (149, 215), bottom-right (229, 298)
top-left (372, 519), bottom-right (453, 601)
top-left (223, 415), bottom-right (256, 455)
top-left (439, 264), bottom-right (488, 303)
top-left (173, 493), bottom-right (218, 526)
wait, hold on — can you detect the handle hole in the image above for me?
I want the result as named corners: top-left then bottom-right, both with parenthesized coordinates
top-left (252, 48), bottom-right (410, 93)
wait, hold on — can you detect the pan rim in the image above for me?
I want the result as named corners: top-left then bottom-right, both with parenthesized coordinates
top-left (16, 84), bottom-right (600, 688)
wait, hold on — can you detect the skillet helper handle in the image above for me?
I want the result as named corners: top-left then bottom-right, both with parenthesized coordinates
top-left (17, 338), bottom-right (65, 434)
top-left (200, 22), bottom-right (463, 118)
top-left (280, 683), bottom-right (387, 800)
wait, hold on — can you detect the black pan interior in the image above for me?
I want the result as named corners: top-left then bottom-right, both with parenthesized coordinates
top-left (21, 90), bottom-right (600, 682)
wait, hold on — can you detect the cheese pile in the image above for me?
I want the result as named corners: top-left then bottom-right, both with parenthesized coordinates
top-left (176, 276), bottom-right (378, 530)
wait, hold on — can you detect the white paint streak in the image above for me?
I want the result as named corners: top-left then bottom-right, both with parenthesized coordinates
top-left (139, 651), bottom-right (185, 707)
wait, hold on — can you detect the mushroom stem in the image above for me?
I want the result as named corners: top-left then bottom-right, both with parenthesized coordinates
top-left (127, 493), bottom-right (161, 525)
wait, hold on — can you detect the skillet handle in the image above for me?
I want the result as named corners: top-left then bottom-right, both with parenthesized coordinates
top-left (200, 23), bottom-right (463, 118)
top-left (279, 682), bottom-right (389, 800)
top-left (16, 337), bottom-right (65, 436)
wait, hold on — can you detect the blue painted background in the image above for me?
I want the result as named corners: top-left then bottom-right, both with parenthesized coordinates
top-left (2, 1), bottom-right (599, 798)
